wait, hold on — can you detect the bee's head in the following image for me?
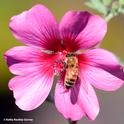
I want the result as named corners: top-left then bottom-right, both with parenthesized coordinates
top-left (66, 53), bottom-right (75, 57)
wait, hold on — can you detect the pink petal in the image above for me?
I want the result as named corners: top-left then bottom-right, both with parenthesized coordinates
top-left (9, 71), bottom-right (53, 111)
top-left (78, 48), bottom-right (124, 91)
top-left (59, 11), bottom-right (90, 52)
top-left (5, 46), bottom-right (42, 66)
top-left (59, 11), bottom-right (107, 51)
top-left (55, 76), bottom-right (99, 121)
top-left (77, 79), bottom-right (99, 120)
top-left (10, 4), bottom-right (61, 51)
top-left (9, 62), bottom-right (42, 75)
top-left (55, 77), bottom-right (85, 121)
top-left (5, 46), bottom-right (60, 110)
top-left (4, 46), bottom-right (60, 75)
top-left (76, 15), bottom-right (107, 49)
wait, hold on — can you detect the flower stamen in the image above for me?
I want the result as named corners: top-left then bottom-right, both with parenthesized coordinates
top-left (53, 59), bottom-right (66, 75)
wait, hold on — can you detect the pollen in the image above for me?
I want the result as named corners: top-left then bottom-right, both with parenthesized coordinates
top-left (53, 60), bottom-right (65, 75)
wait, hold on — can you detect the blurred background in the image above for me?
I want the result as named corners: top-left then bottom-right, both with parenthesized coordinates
top-left (0, 0), bottom-right (124, 124)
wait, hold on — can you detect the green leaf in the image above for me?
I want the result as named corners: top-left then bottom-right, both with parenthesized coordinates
top-left (85, 2), bottom-right (95, 9)
top-left (111, 1), bottom-right (120, 15)
top-left (119, 7), bottom-right (124, 13)
top-left (112, 1), bottom-right (120, 9)
top-left (119, 0), bottom-right (124, 5)
top-left (85, 0), bottom-right (108, 15)
top-left (119, 0), bottom-right (124, 14)
top-left (102, 0), bottom-right (112, 6)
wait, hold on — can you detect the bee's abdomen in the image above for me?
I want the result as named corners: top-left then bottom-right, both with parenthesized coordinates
top-left (65, 79), bottom-right (75, 89)
top-left (64, 55), bottom-right (78, 89)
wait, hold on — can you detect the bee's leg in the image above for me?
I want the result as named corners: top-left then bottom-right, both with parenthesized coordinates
top-left (62, 61), bottom-right (68, 69)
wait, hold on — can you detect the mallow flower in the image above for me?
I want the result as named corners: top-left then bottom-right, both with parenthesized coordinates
top-left (5, 4), bottom-right (124, 121)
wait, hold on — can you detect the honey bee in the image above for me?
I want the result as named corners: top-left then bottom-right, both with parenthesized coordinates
top-left (64, 53), bottom-right (78, 89)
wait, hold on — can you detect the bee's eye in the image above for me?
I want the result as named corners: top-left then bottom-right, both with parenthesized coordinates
top-left (71, 53), bottom-right (75, 56)
top-left (66, 53), bottom-right (75, 57)
top-left (66, 54), bottom-right (70, 57)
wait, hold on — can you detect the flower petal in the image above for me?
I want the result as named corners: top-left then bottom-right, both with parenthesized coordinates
top-left (10, 4), bottom-right (61, 51)
top-left (59, 11), bottom-right (90, 52)
top-left (77, 79), bottom-right (99, 120)
top-left (55, 76), bottom-right (99, 121)
top-left (9, 71), bottom-right (53, 111)
top-left (78, 48), bottom-right (124, 91)
top-left (4, 46), bottom-right (60, 75)
top-left (55, 77), bottom-right (85, 121)
top-left (5, 46), bottom-right (42, 66)
top-left (59, 11), bottom-right (107, 51)
top-left (5, 46), bottom-right (60, 110)
top-left (9, 62), bottom-right (42, 75)
top-left (76, 15), bottom-right (107, 49)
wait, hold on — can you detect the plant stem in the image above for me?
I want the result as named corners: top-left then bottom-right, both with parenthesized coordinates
top-left (46, 93), bottom-right (54, 104)
top-left (46, 75), bottom-right (59, 104)
top-left (104, 12), bottom-right (114, 22)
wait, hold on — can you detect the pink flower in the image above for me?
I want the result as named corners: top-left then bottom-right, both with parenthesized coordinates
top-left (5, 4), bottom-right (124, 121)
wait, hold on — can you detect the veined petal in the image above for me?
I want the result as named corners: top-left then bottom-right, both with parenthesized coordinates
top-left (59, 11), bottom-right (107, 51)
top-left (10, 4), bottom-right (61, 51)
top-left (9, 62), bottom-right (43, 75)
top-left (81, 48), bottom-right (120, 66)
top-left (78, 48), bottom-right (124, 91)
top-left (55, 77), bottom-right (85, 121)
top-left (76, 15), bottom-right (107, 50)
top-left (77, 79), bottom-right (99, 120)
top-left (4, 46), bottom-right (60, 75)
top-left (9, 71), bottom-right (53, 111)
top-left (5, 46), bottom-right (42, 66)
top-left (59, 11), bottom-right (90, 52)
top-left (5, 46), bottom-right (59, 110)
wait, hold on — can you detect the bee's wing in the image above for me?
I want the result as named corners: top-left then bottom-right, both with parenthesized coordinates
top-left (72, 50), bottom-right (86, 55)
top-left (41, 50), bottom-right (60, 54)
